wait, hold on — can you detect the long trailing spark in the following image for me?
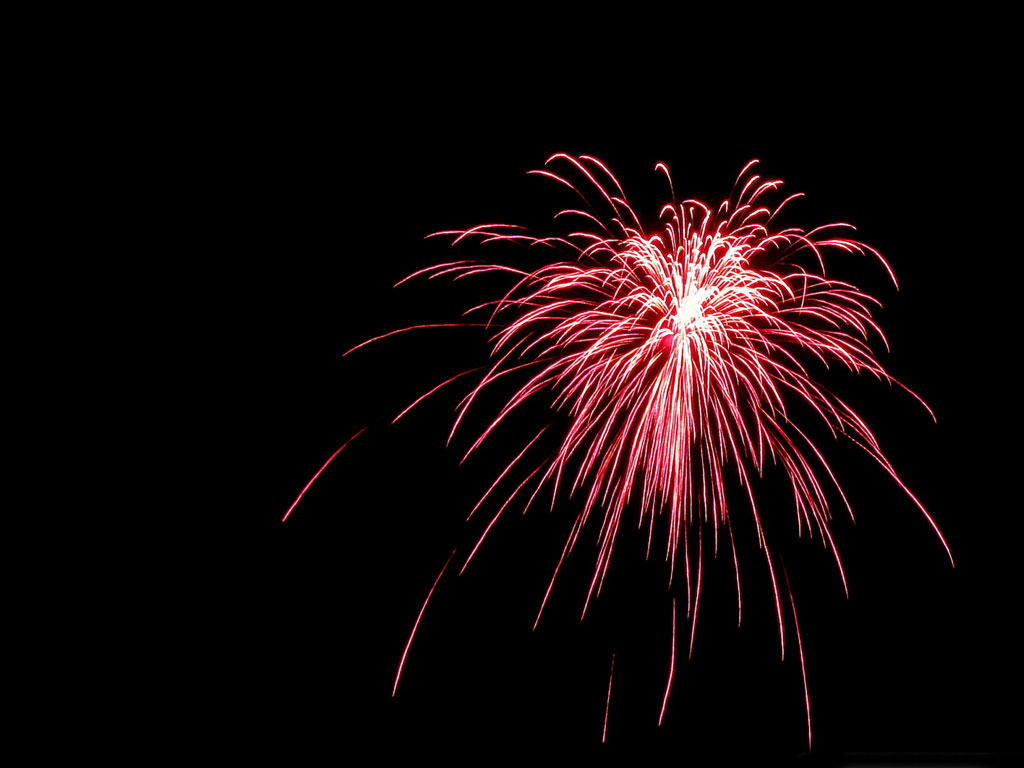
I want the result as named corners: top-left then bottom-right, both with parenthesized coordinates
top-left (281, 427), bottom-right (367, 522)
top-left (286, 154), bottom-right (950, 746)
top-left (784, 565), bottom-right (811, 749)
top-left (658, 597), bottom-right (676, 727)
top-left (392, 548), bottom-right (457, 697)
top-left (603, 652), bottom-right (616, 743)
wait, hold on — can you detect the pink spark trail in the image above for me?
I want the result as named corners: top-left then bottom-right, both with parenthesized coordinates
top-left (603, 652), bottom-right (615, 744)
top-left (281, 428), bottom-right (367, 522)
top-left (392, 549), bottom-right (458, 697)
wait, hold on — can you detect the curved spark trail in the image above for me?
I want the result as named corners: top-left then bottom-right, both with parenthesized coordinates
top-left (285, 154), bottom-right (951, 747)
top-left (603, 652), bottom-right (615, 743)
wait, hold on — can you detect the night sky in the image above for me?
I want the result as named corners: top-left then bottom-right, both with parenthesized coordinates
top-left (186, 17), bottom-right (1018, 764)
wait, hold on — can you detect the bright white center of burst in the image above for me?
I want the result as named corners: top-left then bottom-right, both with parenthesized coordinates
top-left (673, 288), bottom-right (709, 334)
top-left (657, 287), bottom-right (711, 356)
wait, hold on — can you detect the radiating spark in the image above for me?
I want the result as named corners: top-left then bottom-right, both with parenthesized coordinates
top-left (658, 597), bottom-right (676, 726)
top-left (342, 323), bottom-right (490, 358)
top-left (603, 652), bottom-right (615, 743)
top-left (392, 549), bottom-right (457, 697)
top-left (784, 566), bottom-right (811, 749)
top-left (281, 427), bottom-right (368, 522)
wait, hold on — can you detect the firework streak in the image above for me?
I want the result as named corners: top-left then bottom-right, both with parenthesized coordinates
top-left (288, 154), bottom-right (952, 746)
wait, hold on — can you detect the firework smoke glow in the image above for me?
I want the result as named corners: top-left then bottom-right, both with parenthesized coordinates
top-left (286, 154), bottom-right (951, 746)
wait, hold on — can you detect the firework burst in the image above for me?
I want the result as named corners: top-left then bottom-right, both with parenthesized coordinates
top-left (287, 154), bottom-right (951, 747)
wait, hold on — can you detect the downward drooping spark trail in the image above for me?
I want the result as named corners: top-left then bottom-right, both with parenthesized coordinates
top-left (285, 154), bottom-right (952, 747)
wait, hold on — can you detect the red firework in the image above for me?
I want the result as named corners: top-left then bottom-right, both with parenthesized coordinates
top-left (286, 154), bottom-right (951, 747)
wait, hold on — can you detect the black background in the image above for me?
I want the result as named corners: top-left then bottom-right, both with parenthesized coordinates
top-left (178, 16), bottom-right (1019, 765)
